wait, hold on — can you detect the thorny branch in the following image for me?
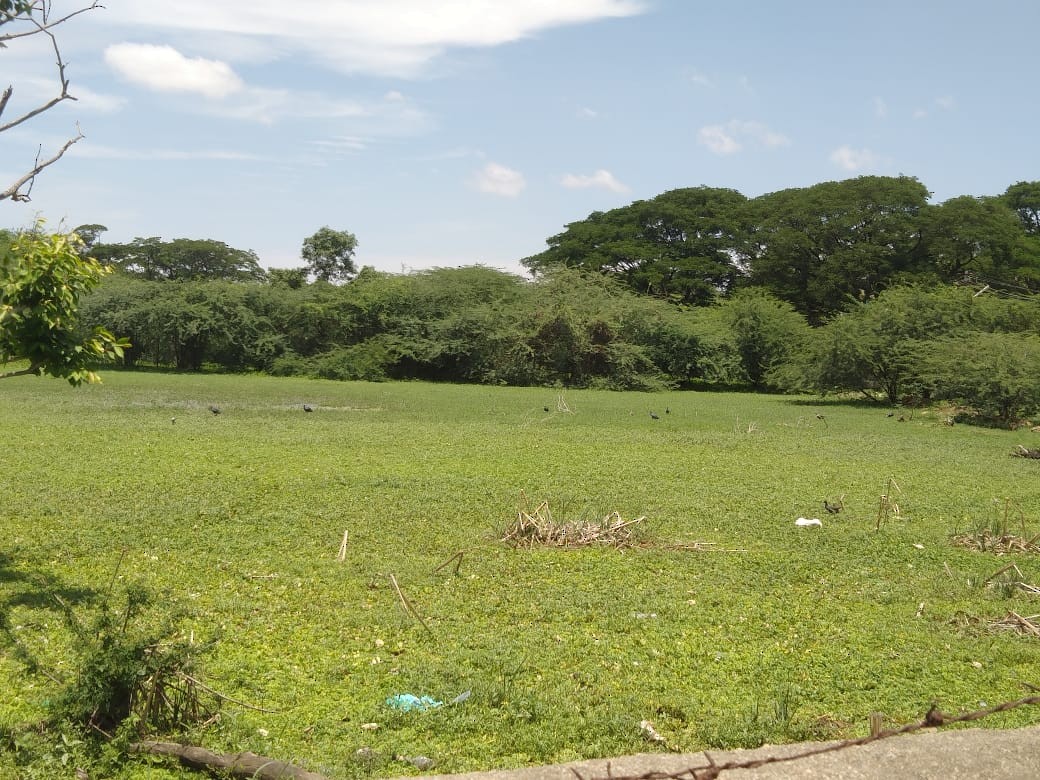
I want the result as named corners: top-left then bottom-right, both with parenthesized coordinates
top-left (580, 693), bottom-right (1040, 780)
top-left (1, 1), bottom-right (102, 202)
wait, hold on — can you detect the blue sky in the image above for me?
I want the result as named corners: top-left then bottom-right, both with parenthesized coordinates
top-left (3, 1), bottom-right (1038, 275)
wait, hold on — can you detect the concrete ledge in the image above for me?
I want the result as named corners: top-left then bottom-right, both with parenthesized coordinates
top-left (390, 725), bottom-right (1040, 780)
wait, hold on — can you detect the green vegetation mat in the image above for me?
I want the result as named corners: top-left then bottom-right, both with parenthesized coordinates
top-left (2, 372), bottom-right (1039, 778)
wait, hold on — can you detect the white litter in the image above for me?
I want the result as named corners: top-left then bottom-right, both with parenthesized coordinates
top-left (795, 517), bottom-right (823, 527)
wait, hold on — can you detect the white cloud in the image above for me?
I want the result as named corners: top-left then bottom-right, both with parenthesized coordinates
top-left (6, 76), bottom-right (127, 114)
top-left (577, 106), bottom-right (599, 119)
top-left (913, 96), bottom-right (955, 120)
top-left (104, 43), bottom-right (243, 98)
top-left (698, 120), bottom-right (789, 155)
top-left (70, 144), bottom-right (261, 161)
top-left (689, 69), bottom-right (714, 88)
top-left (698, 125), bottom-right (741, 154)
top-left (561, 169), bottom-right (629, 193)
top-left (873, 96), bottom-right (888, 118)
top-left (111, 1), bottom-right (648, 78)
top-left (470, 162), bottom-right (526, 197)
top-left (829, 145), bottom-right (880, 171)
top-left (310, 136), bottom-right (369, 152)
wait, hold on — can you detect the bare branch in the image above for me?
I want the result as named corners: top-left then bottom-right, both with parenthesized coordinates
top-left (0, 124), bottom-right (83, 202)
top-left (0, 2), bottom-right (102, 45)
top-left (0, 1), bottom-right (100, 201)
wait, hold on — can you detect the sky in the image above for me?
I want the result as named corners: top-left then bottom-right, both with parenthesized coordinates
top-left (2, 1), bottom-right (1039, 276)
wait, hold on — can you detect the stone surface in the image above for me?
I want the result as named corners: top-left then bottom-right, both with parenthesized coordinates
top-left (387, 726), bottom-right (1040, 780)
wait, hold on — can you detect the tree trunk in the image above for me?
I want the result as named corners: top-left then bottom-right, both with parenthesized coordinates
top-left (129, 741), bottom-right (329, 780)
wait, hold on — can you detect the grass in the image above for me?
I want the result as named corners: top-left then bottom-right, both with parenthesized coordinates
top-left (1, 371), bottom-right (1039, 778)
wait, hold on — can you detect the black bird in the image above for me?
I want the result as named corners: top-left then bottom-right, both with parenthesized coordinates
top-left (208, 405), bottom-right (221, 415)
top-left (543, 406), bottom-right (550, 412)
top-left (823, 499), bottom-right (843, 514)
top-left (887, 412), bottom-right (895, 417)
top-left (649, 411), bottom-right (660, 420)
top-left (303, 404), bottom-right (313, 412)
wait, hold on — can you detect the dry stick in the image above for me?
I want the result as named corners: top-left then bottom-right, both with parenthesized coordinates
top-left (432, 550), bottom-right (464, 575)
top-left (337, 530), bottom-right (349, 561)
top-left (1006, 612), bottom-right (1040, 637)
top-left (106, 547), bottom-right (128, 597)
top-left (984, 562), bottom-right (1023, 584)
top-left (388, 573), bottom-right (434, 635)
top-left (179, 673), bottom-right (281, 713)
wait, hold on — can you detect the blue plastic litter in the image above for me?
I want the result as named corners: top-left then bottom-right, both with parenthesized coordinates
top-left (386, 693), bottom-right (443, 711)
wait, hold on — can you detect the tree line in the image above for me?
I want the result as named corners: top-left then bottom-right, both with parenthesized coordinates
top-left (5, 175), bottom-right (1040, 424)
top-left (523, 176), bottom-right (1040, 322)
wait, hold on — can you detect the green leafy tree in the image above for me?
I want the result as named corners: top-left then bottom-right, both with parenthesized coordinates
top-left (1, 224), bottom-right (128, 384)
top-left (302, 227), bottom-right (359, 282)
top-left (787, 285), bottom-right (977, 403)
top-left (1003, 181), bottom-right (1040, 235)
top-left (91, 237), bottom-right (266, 282)
top-left (918, 195), bottom-right (1028, 285)
top-left (920, 332), bottom-right (1040, 424)
top-left (707, 289), bottom-right (811, 389)
top-left (524, 187), bottom-right (747, 305)
top-left (741, 176), bottom-right (930, 322)
top-left (71, 223), bottom-right (108, 251)
top-left (267, 267), bottom-right (309, 289)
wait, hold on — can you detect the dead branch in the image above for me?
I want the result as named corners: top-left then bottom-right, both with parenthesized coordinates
top-left (432, 550), bottom-right (465, 575)
top-left (1, 1), bottom-right (100, 201)
top-left (388, 573), bottom-right (434, 635)
top-left (179, 673), bottom-right (281, 713)
top-left (990, 611), bottom-right (1040, 637)
top-left (129, 741), bottom-right (329, 780)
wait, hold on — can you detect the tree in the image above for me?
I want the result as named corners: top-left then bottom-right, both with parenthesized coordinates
top-left (267, 267), bottom-right (309, 289)
top-left (72, 223), bottom-right (108, 251)
top-left (707, 289), bottom-right (811, 389)
top-left (1, 223), bottom-right (128, 384)
top-left (1003, 181), bottom-right (1040, 235)
top-left (789, 285), bottom-right (979, 402)
top-left (91, 237), bottom-right (267, 282)
top-left (523, 187), bottom-right (747, 305)
top-left (301, 227), bottom-right (358, 282)
top-left (1, 1), bottom-right (102, 202)
top-left (741, 176), bottom-right (930, 322)
top-left (920, 332), bottom-right (1040, 424)
top-left (918, 195), bottom-right (1027, 285)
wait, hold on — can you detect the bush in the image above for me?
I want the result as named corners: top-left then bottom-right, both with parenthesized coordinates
top-left (919, 331), bottom-right (1040, 424)
top-left (315, 341), bottom-right (392, 381)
